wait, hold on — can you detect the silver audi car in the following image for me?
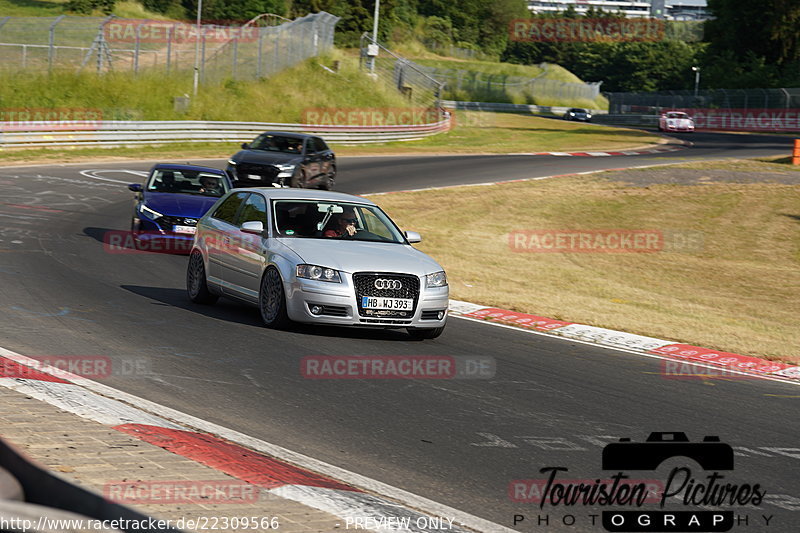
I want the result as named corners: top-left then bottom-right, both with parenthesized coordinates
top-left (186, 188), bottom-right (448, 339)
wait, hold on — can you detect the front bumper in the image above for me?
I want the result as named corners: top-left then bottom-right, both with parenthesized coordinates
top-left (284, 274), bottom-right (449, 329)
top-left (227, 163), bottom-right (289, 185)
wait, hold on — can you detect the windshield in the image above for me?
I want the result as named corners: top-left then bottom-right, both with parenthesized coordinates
top-left (248, 134), bottom-right (304, 154)
top-left (146, 169), bottom-right (230, 197)
top-left (667, 112), bottom-right (689, 119)
top-left (273, 200), bottom-right (406, 244)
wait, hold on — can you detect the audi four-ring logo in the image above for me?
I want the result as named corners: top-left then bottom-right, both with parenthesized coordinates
top-left (374, 279), bottom-right (402, 290)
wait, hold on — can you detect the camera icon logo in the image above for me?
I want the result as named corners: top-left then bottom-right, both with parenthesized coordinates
top-left (602, 432), bottom-right (734, 471)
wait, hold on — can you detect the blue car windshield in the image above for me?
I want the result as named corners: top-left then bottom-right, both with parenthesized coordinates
top-left (272, 200), bottom-right (406, 243)
top-left (146, 169), bottom-right (230, 197)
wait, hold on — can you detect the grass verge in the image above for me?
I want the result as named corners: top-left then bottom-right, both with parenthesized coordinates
top-left (371, 160), bottom-right (800, 363)
top-left (334, 112), bottom-right (659, 155)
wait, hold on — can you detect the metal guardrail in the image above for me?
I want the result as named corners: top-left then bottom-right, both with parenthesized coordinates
top-left (591, 114), bottom-right (657, 127)
top-left (0, 118), bottom-right (452, 148)
top-left (440, 100), bottom-right (606, 116)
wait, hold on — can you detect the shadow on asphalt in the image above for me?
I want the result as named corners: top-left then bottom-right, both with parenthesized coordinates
top-left (119, 285), bottom-right (416, 342)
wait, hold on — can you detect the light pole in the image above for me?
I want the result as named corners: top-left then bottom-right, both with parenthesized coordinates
top-left (368, 0), bottom-right (380, 73)
top-left (692, 66), bottom-right (700, 97)
top-left (192, 0), bottom-right (203, 97)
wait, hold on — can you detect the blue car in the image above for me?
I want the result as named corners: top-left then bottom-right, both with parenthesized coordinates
top-left (128, 164), bottom-right (233, 251)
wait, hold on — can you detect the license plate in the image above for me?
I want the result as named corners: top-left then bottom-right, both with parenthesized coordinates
top-left (247, 174), bottom-right (262, 180)
top-left (173, 225), bottom-right (196, 234)
top-left (361, 297), bottom-right (412, 310)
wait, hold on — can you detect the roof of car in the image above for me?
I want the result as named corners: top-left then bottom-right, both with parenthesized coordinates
top-left (231, 187), bottom-right (377, 206)
top-left (258, 131), bottom-right (314, 140)
top-left (152, 163), bottom-right (228, 175)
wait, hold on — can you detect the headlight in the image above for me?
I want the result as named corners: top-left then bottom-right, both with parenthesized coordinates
top-left (426, 271), bottom-right (447, 288)
top-left (227, 159), bottom-right (237, 165)
top-left (140, 204), bottom-right (163, 219)
top-left (296, 264), bottom-right (341, 283)
top-left (276, 164), bottom-right (296, 171)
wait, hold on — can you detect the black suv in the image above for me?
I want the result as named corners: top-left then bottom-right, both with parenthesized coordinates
top-left (226, 132), bottom-right (336, 190)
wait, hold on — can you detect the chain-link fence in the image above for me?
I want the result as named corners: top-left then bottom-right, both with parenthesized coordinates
top-left (0, 12), bottom-right (338, 83)
top-left (359, 34), bottom-right (444, 110)
top-left (415, 62), bottom-right (602, 106)
top-left (607, 88), bottom-right (800, 114)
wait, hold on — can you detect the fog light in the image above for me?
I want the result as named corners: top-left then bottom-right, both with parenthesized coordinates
top-left (438, 311), bottom-right (445, 320)
top-left (310, 305), bottom-right (322, 315)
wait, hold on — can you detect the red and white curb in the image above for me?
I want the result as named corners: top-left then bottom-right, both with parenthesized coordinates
top-left (448, 300), bottom-right (800, 383)
top-left (507, 145), bottom-right (686, 157)
top-left (0, 347), bottom-right (513, 533)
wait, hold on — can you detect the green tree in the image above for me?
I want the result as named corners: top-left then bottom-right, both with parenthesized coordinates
top-left (705, 0), bottom-right (800, 66)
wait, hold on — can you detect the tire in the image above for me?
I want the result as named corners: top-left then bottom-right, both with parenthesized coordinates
top-left (320, 167), bottom-right (335, 190)
top-left (187, 250), bottom-right (218, 304)
top-left (259, 266), bottom-right (291, 329)
top-left (407, 326), bottom-right (445, 340)
top-left (289, 168), bottom-right (306, 188)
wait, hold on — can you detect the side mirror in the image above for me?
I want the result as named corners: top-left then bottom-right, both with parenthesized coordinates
top-left (241, 142), bottom-right (249, 149)
top-left (404, 231), bottom-right (422, 244)
top-left (241, 221), bottom-right (264, 235)
top-left (128, 183), bottom-right (143, 192)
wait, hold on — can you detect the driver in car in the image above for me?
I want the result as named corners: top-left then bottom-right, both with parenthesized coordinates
top-left (199, 176), bottom-right (222, 195)
top-left (324, 209), bottom-right (358, 238)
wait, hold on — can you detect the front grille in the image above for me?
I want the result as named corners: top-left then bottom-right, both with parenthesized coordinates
top-left (157, 215), bottom-right (198, 230)
top-left (353, 272), bottom-right (420, 318)
top-left (236, 163), bottom-right (279, 183)
top-left (421, 310), bottom-right (445, 321)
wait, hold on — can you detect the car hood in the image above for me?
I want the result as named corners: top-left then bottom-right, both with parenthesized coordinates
top-left (143, 192), bottom-right (219, 218)
top-left (277, 238), bottom-right (444, 275)
top-left (234, 150), bottom-right (303, 166)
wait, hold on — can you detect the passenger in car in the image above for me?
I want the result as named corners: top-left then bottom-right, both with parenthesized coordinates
top-left (157, 171), bottom-right (179, 192)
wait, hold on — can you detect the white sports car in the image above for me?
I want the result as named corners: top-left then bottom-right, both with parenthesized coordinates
top-left (659, 111), bottom-right (695, 132)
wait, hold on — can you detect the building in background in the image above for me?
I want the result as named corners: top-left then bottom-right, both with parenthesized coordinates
top-left (526, 0), bottom-right (710, 20)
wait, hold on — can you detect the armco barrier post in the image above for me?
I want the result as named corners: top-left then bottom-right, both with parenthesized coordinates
top-left (793, 139), bottom-right (800, 166)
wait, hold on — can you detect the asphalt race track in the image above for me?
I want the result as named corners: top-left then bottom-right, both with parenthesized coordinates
top-left (0, 130), bottom-right (798, 532)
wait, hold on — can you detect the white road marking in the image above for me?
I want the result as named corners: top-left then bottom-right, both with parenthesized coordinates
top-left (79, 169), bottom-right (148, 184)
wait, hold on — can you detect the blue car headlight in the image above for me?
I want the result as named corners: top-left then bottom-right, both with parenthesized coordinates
top-left (140, 204), bottom-right (163, 220)
top-left (297, 264), bottom-right (341, 283)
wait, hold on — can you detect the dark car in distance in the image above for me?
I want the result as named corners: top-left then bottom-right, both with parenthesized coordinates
top-left (563, 108), bottom-right (592, 122)
top-left (226, 132), bottom-right (336, 190)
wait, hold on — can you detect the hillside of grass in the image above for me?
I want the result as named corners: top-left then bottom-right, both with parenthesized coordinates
top-left (0, 52), bottom-right (415, 122)
top-left (390, 46), bottom-right (607, 110)
top-left (0, 0), bottom-right (169, 18)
